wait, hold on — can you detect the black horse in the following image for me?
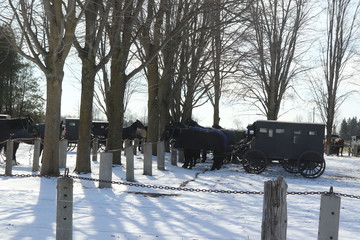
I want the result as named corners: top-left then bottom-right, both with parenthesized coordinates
top-left (122, 120), bottom-right (146, 140)
top-left (0, 116), bottom-right (39, 162)
top-left (162, 121), bottom-right (231, 170)
top-left (184, 119), bottom-right (237, 166)
top-left (135, 126), bottom-right (147, 151)
top-left (104, 120), bottom-right (147, 149)
top-left (9, 124), bottom-right (45, 162)
top-left (2, 121), bottom-right (65, 162)
top-left (332, 138), bottom-right (344, 156)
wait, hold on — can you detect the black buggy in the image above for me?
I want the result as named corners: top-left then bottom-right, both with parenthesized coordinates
top-left (63, 118), bottom-right (108, 151)
top-left (234, 120), bottom-right (326, 178)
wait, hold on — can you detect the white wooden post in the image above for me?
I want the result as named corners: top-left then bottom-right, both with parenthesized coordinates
top-left (56, 175), bottom-right (73, 240)
top-left (125, 146), bottom-right (135, 182)
top-left (261, 177), bottom-right (287, 240)
top-left (318, 188), bottom-right (341, 240)
top-left (143, 142), bottom-right (152, 176)
top-left (124, 139), bottom-right (131, 156)
top-left (5, 139), bottom-right (14, 176)
top-left (59, 139), bottom-right (68, 168)
top-left (99, 152), bottom-right (113, 188)
top-left (32, 138), bottom-right (41, 172)
top-left (171, 149), bottom-right (177, 166)
top-left (92, 137), bottom-right (98, 161)
top-left (157, 141), bottom-right (165, 170)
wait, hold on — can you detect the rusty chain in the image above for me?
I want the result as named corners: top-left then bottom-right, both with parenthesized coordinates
top-left (1, 171), bottom-right (360, 199)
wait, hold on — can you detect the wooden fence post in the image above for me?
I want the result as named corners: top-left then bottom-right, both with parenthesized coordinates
top-left (171, 149), bottom-right (177, 166)
top-left (59, 139), bottom-right (68, 168)
top-left (261, 176), bottom-right (287, 240)
top-left (99, 152), bottom-right (113, 188)
top-left (157, 141), bottom-right (165, 170)
top-left (124, 139), bottom-right (131, 156)
top-left (125, 146), bottom-right (135, 182)
top-left (318, 188), bottom-right (341, 240)
top-left (5, 139), bottom-right (14, 176)
top-left (56, 173), bottom-right (73, 240)
top-left (92, 137), bottom-right (98, 161)
top-left (143, 142), bottom-right (152, 176)
top-left (32, 138), bottom-right (41, 172)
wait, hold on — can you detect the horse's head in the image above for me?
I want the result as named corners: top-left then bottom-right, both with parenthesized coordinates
top-left (23, 116), bottom-right (40, 137)
top-left (133, 120), bottom-right (146, 130)
top-left (185, 118), bottom-right (200, 127)
top-left (161, 122), bottom-right (186, 141)
top-left (136, 128), bottom-right (147, 139)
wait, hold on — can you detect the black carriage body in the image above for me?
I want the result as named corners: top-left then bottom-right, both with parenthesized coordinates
top-left (247, 120), bottom-right (325, 161)
top-left (64, 118), bottom-right (80, 143)
top-left (92, 121), bottom-right (108, 139)
top-left (64, 118), bottom-right (109, 142)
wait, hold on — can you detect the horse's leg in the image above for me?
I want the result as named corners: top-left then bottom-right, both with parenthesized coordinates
top-left (210, 150), bottom-right (224, 171)
top-left (201, 150), bottom-right (206, 163)
top-left (40, 143), bottom-right (44, 156)
top-left (12, 142), bottom-right (20, 164)
top-left (182, 150), bottom-right (190, 169)
top-left (191, 150), bottom-right (200, 167)
top-left (188, 154), bottom-right (193, 169)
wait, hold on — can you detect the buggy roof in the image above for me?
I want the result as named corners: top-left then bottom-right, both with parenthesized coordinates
top-left (248, 120), bottom-right (325, 129)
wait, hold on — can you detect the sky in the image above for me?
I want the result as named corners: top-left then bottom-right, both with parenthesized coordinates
top-left (0, 143), bottom-right (360, 239)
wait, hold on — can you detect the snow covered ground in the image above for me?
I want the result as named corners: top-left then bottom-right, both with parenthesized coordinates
top-left (0, 143), bottom-right (359, 240)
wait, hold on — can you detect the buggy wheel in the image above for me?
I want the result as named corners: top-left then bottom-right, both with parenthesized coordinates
top-left (280, 159), bottom-right (299, 173)
top-left (242, 149), bottom-right (267, 174)
top-left (298, 151), bottom-right (326, 178)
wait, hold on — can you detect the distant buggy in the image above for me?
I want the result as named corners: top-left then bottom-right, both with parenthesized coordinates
top-left (235, 120), bottom-right (326, 178)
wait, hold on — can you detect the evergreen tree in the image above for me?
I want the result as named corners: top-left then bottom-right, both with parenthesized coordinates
top-left (348, 117), bottom-right (359, 138)
top-left (0, 25), bottom-right (44, 121)
top-left (339, 118), bottom-right (349, 141)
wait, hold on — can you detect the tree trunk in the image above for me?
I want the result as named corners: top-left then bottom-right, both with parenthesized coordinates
top-left (75, 59), bottom-right (96, 173)
top-left (212, 0), bottom-right (221, 127)
top-left (40, 72), bottom-right (63, 176)
top-left (147, 60), bottom-right (159, 155)
top-left (107, 58), bottom-right (126, 165)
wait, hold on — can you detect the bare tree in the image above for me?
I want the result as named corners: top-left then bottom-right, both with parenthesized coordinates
top-left (2, 0), bottom-right (78, 176)
top-left (205, 0), bottom-right (250, 127)
top-left (236, 0), bottom-right (312, 120)
top-left (175, 5), bottom-right (213, 122)
top-left (312, 0), bottom-right (360, 154)
top-left (137, 0), bottom-right (204, 152)
top-left (106, 0), bottom-right (145, 164)
top-left (73, 0), bottom-right (111, 173)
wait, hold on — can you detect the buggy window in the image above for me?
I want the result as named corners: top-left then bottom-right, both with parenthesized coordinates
top-left (259, 128), bottom-right (267, 133)
top-left (294, 130), bottom-right (301, 135)
top-left (69, 122), bottom-right (76, 127)
top-left (276, 129), bottom-right (285, 134)
top-left (309, 130), bottom-right (317, 136)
